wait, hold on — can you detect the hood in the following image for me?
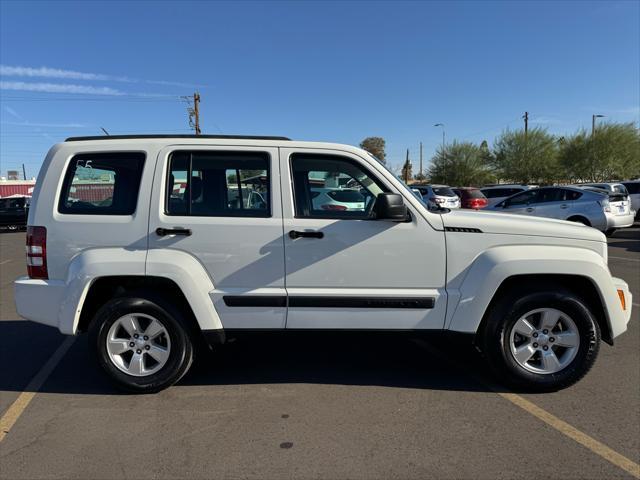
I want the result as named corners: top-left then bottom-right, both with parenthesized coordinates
top-left (442, 209), bottom-right (606, 243)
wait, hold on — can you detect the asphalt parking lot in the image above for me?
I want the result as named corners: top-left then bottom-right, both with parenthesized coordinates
top-left (0, 227), bottom-right (638, 479)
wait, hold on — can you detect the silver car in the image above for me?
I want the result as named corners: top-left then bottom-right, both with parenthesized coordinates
top-left (412, 184), bottom-right (460, 210)
top-left (488, 186), bottom-right (629, 234)
top-left (480, 184), bottom-right (537, 208)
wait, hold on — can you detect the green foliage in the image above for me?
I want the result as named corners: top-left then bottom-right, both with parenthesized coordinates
top-left (360, 137), bottom-right (386, 164)
top-left (428, 141), bottom-right (496, 186)
top-left (560, 123), bottom-right (640, 182)
top-left (492, 128), bottom-right (560, 184)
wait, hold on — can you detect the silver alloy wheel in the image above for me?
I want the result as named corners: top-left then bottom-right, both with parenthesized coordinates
top-left (509, 308), bottom-right (580, 374)
top-left (106, 313), bottom-right (171, 377)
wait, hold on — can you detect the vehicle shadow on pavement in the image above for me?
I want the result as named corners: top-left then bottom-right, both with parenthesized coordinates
top-left (0, 321), bottom-right (503, 395)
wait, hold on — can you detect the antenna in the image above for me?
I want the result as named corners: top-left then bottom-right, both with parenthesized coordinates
top-left (100, 127), bottom-right (110, 136)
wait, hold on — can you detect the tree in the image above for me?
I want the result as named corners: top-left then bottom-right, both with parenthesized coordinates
top-left (427, 141), bottom-right (495, 186)
top-left (560, 123), bottom-right (640, 182)
top-left (492, 128), bottom-right (560, 184)
top-left (360, 137), bottom-right (386, 164)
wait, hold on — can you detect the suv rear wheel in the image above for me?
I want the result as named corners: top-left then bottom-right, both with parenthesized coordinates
top-left (480, 288), bottom-right (600, 391)
top-left (88, 295), bottom-right (194, 393)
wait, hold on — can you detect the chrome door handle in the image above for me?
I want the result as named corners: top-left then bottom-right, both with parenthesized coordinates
top-left (560, 204), bottom-right (569, 209)
top-left (526, 207), bottom-right (534, 212)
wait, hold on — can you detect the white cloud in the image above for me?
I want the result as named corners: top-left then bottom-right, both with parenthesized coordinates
top-left (3, 105), bottom-right (24, 120)
top-left (530, 116), bottom-right (562, 125)
top-left (1, 121), bottom-right (86, 128)
top-left (1, 64), bottom-right (208, 89)
top-left (1, 81), bottom-right (123, 95)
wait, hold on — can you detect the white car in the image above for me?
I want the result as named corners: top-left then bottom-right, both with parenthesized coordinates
top-left (412, 184), bottom-right (460, 210)
top-left (311, 188), bottom-right (367, 212)
top-left (480, 185), bottom-right (537, 208)
top-left (15, 134), bottom-right (632, 393)
top-left (620, 181), bottom-right (640, 220)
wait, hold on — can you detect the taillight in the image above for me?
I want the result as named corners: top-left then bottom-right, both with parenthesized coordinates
top-left (321, 204), bottom-right (348, 211)
top-left (599, 199), bottom-right (611, 213)
top-left (26, 226), bottom-right (48, 279)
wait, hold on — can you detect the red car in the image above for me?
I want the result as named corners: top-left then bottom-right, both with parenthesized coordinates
top-left (452, 187), bottom-right (488, 209)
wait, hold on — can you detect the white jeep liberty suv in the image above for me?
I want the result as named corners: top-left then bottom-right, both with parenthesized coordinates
top-left (14, 135), bottom-right (633, 393)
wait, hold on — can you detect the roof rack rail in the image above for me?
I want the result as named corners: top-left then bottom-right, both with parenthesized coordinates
top-left (65, 134), bottom-right (291, 142)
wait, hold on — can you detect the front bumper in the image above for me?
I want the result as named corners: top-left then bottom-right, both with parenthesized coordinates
top-left (606, 211), bottom-right (636, 229)
top-left (612, 277), bottom-right (633, 333)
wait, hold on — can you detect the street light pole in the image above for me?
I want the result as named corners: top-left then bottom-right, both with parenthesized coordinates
top-left (592, 114), bottom-right (605, 138)
top-left (434, 123), bottom-right (445, 183)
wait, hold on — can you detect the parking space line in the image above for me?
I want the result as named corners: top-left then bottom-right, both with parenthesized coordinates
top-left (498, 392), bottom-right (640, 479)
top-left (0, 337), bottom-right (75, 443)
top-left (0, 260), bottom-right (11, 265)
top-left (608, 256), bottom-right (640, 263)
top-left (413, 339), bottom-right (640, 479)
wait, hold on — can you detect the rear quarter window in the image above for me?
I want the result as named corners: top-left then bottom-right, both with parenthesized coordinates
top-left (58, 152), bottom-right (146, 215)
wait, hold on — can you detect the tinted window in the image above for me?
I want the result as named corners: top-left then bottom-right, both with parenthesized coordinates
top-left (167, 151), bottom-right (270, 217)
top-left (465, 189), bottom-right (485, 199)
top-left (560, 189), bottom-right (583, 201)
top-left (327, 190), bottom-right (365, 202)
top-left (291, 154), bottom-right (386, 219)
top-left (432, 187), bottom-right (456, 196)
top-left (59, 152), bottom-right (145, 215)
top-left (535, 189), bottom-right (562, 203)
top-left (622, 182), bottom-right (640, 194)
top-left (505, 190), bottom-right (537, 206)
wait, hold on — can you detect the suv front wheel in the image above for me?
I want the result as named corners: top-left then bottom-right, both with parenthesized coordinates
top-left (88, 295), bottom-right (194, 393)
top-left (480, 288), bottom-right (600, 392)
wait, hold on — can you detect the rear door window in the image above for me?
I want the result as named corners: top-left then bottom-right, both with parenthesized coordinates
top-left (59, 152), bottom-right (145, 215)
top-left (166, 151), bottom-right (270, 217)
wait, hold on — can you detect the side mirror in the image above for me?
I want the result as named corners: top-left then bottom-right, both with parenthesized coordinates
top-left (374, 193), bottom-right (408, 221)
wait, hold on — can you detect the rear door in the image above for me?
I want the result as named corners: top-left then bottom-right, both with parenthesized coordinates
top-left (148, 145), bottom-right (286, 329)
top-left (529, 188), bottom-right (565, 219)
top-left (500, 190), bottom-right (538, 215)
top-left (280, 148), bottom-right (447, 330)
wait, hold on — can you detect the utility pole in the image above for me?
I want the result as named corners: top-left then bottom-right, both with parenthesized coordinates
top-left (523, 111), bottom-right (529, 138)
top-left (22, 163), bottom-right (26, 181)
top-left (419, 141), bottom-right (423, 178)
top-left (193, 92), bottom-right (201, 135)
top-left (182, 92), bottom-right (202, 135)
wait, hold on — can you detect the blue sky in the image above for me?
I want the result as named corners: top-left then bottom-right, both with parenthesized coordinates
top-left (1, 0), bottom-right (638, 177)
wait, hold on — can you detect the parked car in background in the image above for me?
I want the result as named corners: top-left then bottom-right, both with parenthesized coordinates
top-left (574, 185), bottom-right (635, 235)
top-left (488, 186), bottom-right (633, 234)
top-left (311, 188), bottom-right (367, 212)
top-left (412, 184), bottom-right (460, 210)
top-left (480, 185), bottom-right (537, 207)
top-left (0, 196), bottom-right (29, 231)
top-left (620, 181), bottom-right (640, 219)
top-left (452, 187), bottom-right (488, 209)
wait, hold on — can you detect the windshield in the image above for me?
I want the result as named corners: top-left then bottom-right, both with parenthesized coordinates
top-left (433, 187), bottom-right (456, 197)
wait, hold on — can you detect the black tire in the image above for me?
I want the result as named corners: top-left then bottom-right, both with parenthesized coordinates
top-left (88, 295), bottom-right (195, 393)
top-left (605, 228), bottom-right (616, 237)
top-left (479, 287), bottom-right (600, 392)
top-left (567, 216), bottom-right (590, 227)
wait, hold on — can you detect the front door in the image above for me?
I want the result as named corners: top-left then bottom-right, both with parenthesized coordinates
top-left (148, 145), bottom-right (286, 329)
top-left (280, 148), bottom-right (447, 330)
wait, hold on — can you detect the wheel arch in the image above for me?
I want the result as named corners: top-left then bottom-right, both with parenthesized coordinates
top-left (446, 245), bottom-right (619, 345)
top-left (476, 274), bottom-right (612, 345)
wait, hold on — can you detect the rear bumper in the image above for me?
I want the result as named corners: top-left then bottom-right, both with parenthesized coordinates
top-left (14, 277), bottom-right (84, 335)
top-left (606, 211), bottom-right (635, 229)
